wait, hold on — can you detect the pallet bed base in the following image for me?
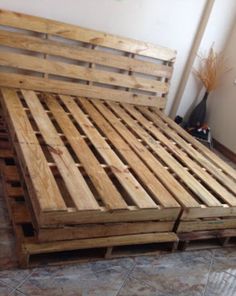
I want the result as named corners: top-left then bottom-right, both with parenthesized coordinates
top-left (1, 9), bottom-right (236, 268)
top-left (0, 125), bottom-right (179, 267)
top-left (1, 159), bottom-right (178, 268)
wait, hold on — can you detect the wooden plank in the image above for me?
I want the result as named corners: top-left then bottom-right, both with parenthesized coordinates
top-left (79, 98), bottom-right (180, 208)
top-left (44, 94), bottom-right (128, 210)
top-left (38, 221), bottom-right (175, 242)
top-left (21, 90), bottom-right (99, 211)
top-left (1, 88), bottom-right (67, 212)
top-left (178, 229), bottom-right (236, 241)
top-left (0, 9), bottom-right (177, 61)
top-left (0, 52), bottom-right (168, 94)
top-left (0, 30), bottom-right (173, 78)
top-left (181, 206), bottom-right (236, 220)
top-left (178, 218), bottom-right (236, 232)
top-left (2, 165), bottom-right (19, 181)
top-left (146, 108), bottom-right (236, 196)
top-left (6, 184), bottom-right (24, 197)
top-left (60, 95), bottom-right (158, 209)
top-left (11, 203), bottom-right (31, 224)
top-left (0, 73), bottom-right (165, 107)
top-left (94, 100), bottom-right (220, 207)
top-left (106, 103), bottom-right (199, 208)
top-left (127, 105), bottom-right (236, 206)
top-left (24, 232), bottom-right (179, 254)
top-left (153, 108), bottom-right (236, 181)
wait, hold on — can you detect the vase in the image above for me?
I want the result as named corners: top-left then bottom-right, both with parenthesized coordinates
top-left (188, 91), bottom-right (209, 128)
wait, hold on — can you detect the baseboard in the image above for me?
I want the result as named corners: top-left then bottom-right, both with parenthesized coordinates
top-left (213, 139), bottom-right (236, 164)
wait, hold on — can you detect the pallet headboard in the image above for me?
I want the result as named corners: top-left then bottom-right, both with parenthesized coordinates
top-left (0, 9), bottom-right (176, 107)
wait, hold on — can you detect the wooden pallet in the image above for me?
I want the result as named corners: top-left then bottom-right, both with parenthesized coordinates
top-left (1, 157), bottom-right (175, 242)
top-left (0, 158), bottom-right (178, 268)
top-left (1, 89), bottom-right (182, 226)
top-left (0, 10), bottom-right (236, 266)
top-left (178, 229), bottom-right (236, 251)
top-left (1, 90), bottom-right (236, 228)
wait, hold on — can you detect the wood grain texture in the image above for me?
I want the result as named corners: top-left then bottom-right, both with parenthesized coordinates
top-left (0, 9), bottom-right (176, 108)
top-left (79, 98), bottom-right (179, 208)
top-left (0, 30), bottom-right (173, 77)
top-left (21, 90), bottom-right (99, 211)
top-left (1, 88), bottom-right (67, 212)
top-left (0, 73), bottom-right (165, 107)
top-left (0, 51), bottom-right (169, 94)
top-left (0, 9), bottom-right (176, 61)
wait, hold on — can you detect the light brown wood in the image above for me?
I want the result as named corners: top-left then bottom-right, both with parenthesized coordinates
top-left (38, 221), bottom-right (175, 242)
top-left (150, 108), bottom-right (236, 195)
top-left (22, 90), bottom-right (100, 211)
top-left (94, 100), bottom-right (220, 207)
top-left (1, 88), bottom-right (67, 212)
top-left (45, 94), bottom-right (128, 210)
top-left (1, 10), bottom-right (236, 250)
top-left (0, 73), bottom-right (165, 107)
top-left (79, 98), bottom-right (179, 208)
top-left (0, 9), bottom-right (177, 108)
top-left (60, 95), bottom-right (158, 209)
top-left (178, 218), bottom-right (236, 232)
top-left (0, 9), bottom-right (176, 61)
top-left (136, 106), bottom-right (236, 206)
top-left (154, 108), bottom-right (236, 181)
top-left (0, 30), bottom-right (173, 78)
top-left (0, 51), bottom-right (168, 94)
top-left (25, 232), bottom-right (179, 254)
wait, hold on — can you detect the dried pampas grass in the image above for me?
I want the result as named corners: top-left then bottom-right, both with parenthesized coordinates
top-left (194, 47), bottom-right (229, 92)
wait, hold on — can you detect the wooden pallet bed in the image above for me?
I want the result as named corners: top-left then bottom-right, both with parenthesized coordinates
top-left (0, 10), bottom-right (236, 266)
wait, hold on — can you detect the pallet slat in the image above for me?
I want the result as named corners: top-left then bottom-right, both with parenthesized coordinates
top-left (0, 52), bottom-right (168, 94)
top-left (44, 94), bottom-right (128, 210)
top-left (94, 100), bottom-right (220, 207)
top-left (0, 9), bottom-right (176, 61)
top-left (79, 98), bottom-right (179, 208)
top-left (1, 88), bottom-right (67, 212)
top-left (0, 73), bottom-right (165, 108)
top-left (0, 30), bottom-right (173, 78)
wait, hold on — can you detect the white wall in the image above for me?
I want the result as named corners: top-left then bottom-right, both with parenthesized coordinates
top-left (177, 0), bottom-right (236, 117)
top-left (207, 22), bottom-right (236, 153)
top-left (0, 0), bottom-right (206, 113)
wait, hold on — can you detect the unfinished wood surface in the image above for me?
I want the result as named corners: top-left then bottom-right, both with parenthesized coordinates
top-left (0, 30), bottom-right (173, 78)
top-left (153, 108), bottom-right (236, 182)
top-left (0, 9), bottom-right (176, 60)
top-left (2, 90), bottom-right (236, 225)
top-left (78, 98), bottom-right (179, 208)
top-left (0, 73), bottom-right (165, 108)
top-left (177, 218), bottom-right (236, 232)
top-left (1, 159), bottom-right (175, 242)
top-left (104, 102), bottom-right (220, 207)
top-left (1, 88), bottom-right (67, 212)
top-left (1, 89), bottom-right (181, 226)
top-left (0, 9), bottom-right (176, 108)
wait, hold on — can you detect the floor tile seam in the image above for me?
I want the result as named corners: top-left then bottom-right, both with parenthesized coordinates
top-left (12, 270), bottom-right (35, 292)
top-left (114, 261), bottom-right (137, 296)
top-left (0, 278), bottom-right (16, 290)
top-left (128, 273), bottom-right (159, 290)
top-left (225, 270), bottom-right (236, 279)
top-left (202, 250), bottom-right (215, 296)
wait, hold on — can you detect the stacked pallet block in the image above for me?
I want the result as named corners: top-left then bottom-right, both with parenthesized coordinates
top-left (157, 114), bottom-right (236, 250)
top-left (0, 103), bottom-right (180, 267)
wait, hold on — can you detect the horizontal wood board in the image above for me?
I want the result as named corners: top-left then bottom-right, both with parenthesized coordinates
top-left (0, 9), bottom-right (176, 108)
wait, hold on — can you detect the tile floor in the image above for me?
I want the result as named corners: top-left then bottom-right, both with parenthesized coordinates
top-left (0, 150), bottom-right (236, 296)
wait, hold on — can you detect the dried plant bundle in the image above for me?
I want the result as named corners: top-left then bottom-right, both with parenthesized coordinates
top-left (194, 47), bottom-right (229, 92)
